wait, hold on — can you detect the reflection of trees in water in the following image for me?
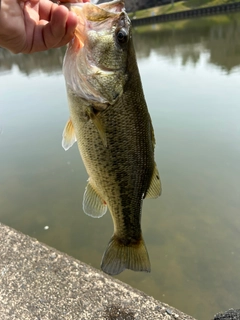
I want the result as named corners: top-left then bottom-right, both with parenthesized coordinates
top-left (207, 17), bottom-right (240, 72)
top-left (133, 13), bottom-right (240, 72)
top-left (0, 47), bottom-right (65, 75)
top-left (1, 14), bottom-right (240, 74)
top-left (133, 25), bottom-right (205, 66)
top-left (0, 49), bottom-right (15, 73)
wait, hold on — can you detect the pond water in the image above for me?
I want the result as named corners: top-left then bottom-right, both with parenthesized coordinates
top-left (1, 13), bottom-right (240, 320)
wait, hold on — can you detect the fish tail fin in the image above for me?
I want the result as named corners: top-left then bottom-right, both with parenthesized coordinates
top-left (101, 235), bottom-right (151, 276)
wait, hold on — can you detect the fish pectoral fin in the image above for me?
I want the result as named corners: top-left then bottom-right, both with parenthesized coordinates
top-left (101, 235), bottom-right (151, 276)
top-left (86, 107), bottom-right (107, 147)
top-left (83, 182), bottom-right (107, 218)
top-left (145, 164), bottom-right (162, 199)
top-left (62, 119), bottom-right (77, 151)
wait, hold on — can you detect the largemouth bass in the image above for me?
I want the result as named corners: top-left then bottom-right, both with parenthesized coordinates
top-left (62, 0), bottom-right (161, 275)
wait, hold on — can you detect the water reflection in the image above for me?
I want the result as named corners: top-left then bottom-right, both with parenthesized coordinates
top-left (1, 14), bottom-right (240, 74)
top-left (133, 13), bottom-right (240, 72)
top-left (1, 14), bottom-right (240, 320)
top-left (0, 47), bottom-right (65, 75)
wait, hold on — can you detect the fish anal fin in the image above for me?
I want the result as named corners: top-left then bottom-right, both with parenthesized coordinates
top-left (62, 119), bottom-right (77, 151)
top-left (101, 235), bottom-right (151, 276)
top-left (86, 107), bottom-right (107, 147)
top-left (83, 181), bottom-right (107, 218)
top-left (145, 164), bottom-right (162, 199)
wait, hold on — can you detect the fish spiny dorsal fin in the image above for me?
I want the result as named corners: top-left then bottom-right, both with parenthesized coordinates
top-left (62, 119), bottom-right (77, 151)
top-left (101, 235), bottom-right (151, 275)
top-left (145, 164), bottom-right (162, 199)
top-left (83, 181), bottom-right (107, 218)
top-left (86, 107), bottom-right (107, 147)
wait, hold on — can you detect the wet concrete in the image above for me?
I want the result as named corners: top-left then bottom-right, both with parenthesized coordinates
top-left (0, 222), bottom-right (196, 320)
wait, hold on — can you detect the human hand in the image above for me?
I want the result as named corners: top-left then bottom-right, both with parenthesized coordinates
top-left (0, 0), bottom-right (90, 54)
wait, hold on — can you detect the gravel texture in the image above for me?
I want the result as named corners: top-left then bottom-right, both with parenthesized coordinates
top-left (213, 309), bottom-right (240, 320)
top-left (0, 222), bottom-right (196, 320)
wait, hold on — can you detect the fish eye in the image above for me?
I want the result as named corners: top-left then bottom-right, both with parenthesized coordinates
top-left (116, 28), bottom-right (128, 44)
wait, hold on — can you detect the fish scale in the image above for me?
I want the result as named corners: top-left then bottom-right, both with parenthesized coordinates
top-left (62, 0), bottom-right (161, 275)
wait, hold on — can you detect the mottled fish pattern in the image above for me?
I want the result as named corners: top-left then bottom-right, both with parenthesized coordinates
top-left (62, 0), bottom-right (161, 275)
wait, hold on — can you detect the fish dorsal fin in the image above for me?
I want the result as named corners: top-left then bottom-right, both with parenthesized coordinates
top-left (86, 107), bottom-right (107, 147)
top-left (62, 119), bottom-right (77, 151)
top-left (145, 164), bottom-right (162, 199)
top-left (83, 181), bottom-right (107, 218)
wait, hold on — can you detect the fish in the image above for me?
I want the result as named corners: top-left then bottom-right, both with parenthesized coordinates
top-left (62, 0), bottom-right (161, 276)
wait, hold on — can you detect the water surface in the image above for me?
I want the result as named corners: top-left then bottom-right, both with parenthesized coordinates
top-left (0, 14), bottom-right (240, 320)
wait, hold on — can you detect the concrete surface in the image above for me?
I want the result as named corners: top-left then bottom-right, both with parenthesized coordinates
top-left (0, 222), bottom-right (196, 320)
top-left (213, 308), bottom-right (240, 320)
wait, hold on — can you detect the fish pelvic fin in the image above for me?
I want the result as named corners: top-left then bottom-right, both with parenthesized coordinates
top-left (101, 235), bottom-right (151, 276)
top-left (145, 163), bottom-right (162, 199)
top-left (83, 181), bottom-right (107, 218)
top-left (62, 119), bottom-right (77, 151)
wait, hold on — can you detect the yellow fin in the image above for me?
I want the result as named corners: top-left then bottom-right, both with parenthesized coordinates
top-left (62, 119), bottom-right (77, 151)
top-left (145, 164), bottom-right (162, 199)
top-left (101, 235), bottom-right (151, 276)
top-left (87, 108), bottom-right (107, 147)
top-left (83, 181), bottom-right (107, 218)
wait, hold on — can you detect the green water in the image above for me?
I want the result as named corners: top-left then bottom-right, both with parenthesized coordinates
top-left (1, 14), bottom-right (240, 320)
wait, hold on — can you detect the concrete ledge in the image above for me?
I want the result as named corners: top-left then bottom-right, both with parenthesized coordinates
top-left (0, 223), bottom-right (195, 320)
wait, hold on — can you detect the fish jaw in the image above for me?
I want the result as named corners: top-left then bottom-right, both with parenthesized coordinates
top-left (63, 1), bottom-right (130, 105)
